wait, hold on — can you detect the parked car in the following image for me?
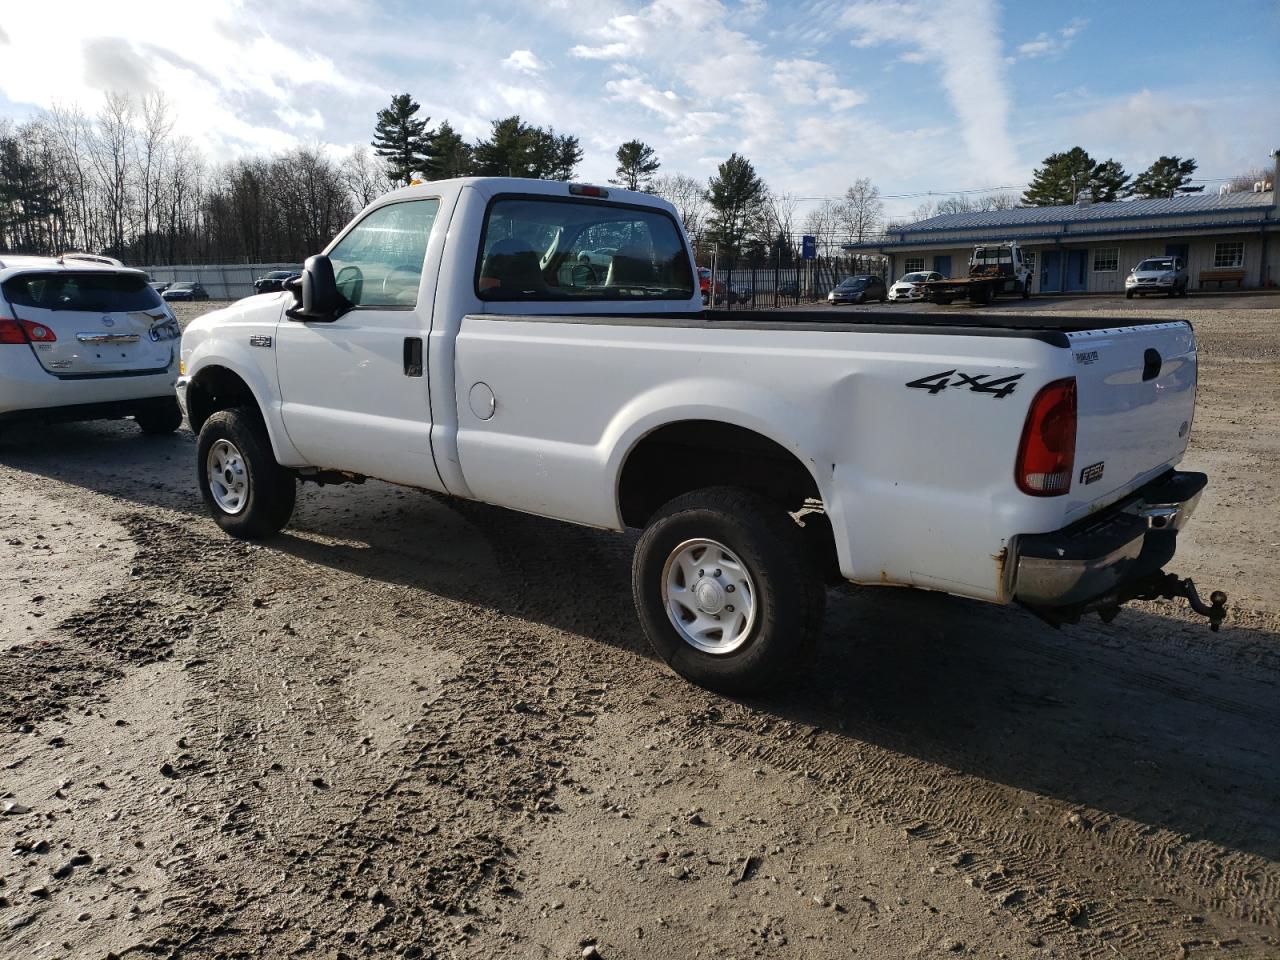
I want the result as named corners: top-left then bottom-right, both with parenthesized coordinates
top-left (148, 280), bottom-right (170, 294)
top-left (0, 256), bottom-right (183, 433)
top-left (827, 275), bottom-right (887, 304)
top-left (162, 281), bottom-right (209, 302)
top-left (254, 271), bottom-right (298, 294)
top-left (179, 177), bottom-right (1223, 695)
top-left (1125, 256), bottom-right (1189, 298)
top-left (888, 271), bottom-right (942, 302)
top-left (697, 268), bottom-right (750, 305)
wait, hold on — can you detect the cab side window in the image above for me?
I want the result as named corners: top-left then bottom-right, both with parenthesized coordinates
top-left (328, 199), bottom-right (440, 309)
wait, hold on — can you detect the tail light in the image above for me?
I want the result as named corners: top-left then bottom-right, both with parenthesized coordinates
top-left (0, 319), bottom-right (57, 344)
top-left (1016, 377), bottom-right (1077, 496)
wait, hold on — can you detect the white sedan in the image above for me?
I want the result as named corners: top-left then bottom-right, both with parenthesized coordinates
top-left (0, 254), bottom-right (183, 435)
top-left (888, 271), bottom-right (943, 302)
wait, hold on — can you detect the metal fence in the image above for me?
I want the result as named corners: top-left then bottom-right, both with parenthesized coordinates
top-left (702, 254), bottom-right (888, 309)
top-left (141, 263), bottom-right (301, 301)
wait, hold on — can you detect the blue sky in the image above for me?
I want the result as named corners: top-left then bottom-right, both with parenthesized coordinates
top-left (0, 0), bottom-right (1276, 217)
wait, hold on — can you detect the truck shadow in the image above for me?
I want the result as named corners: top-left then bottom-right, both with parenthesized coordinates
top-left (274, 487), bottom-right (1280, 867)
top-left (4, 424), bottom-right (1278, 865)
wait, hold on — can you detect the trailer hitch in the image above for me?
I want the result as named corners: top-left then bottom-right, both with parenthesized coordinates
top-left (1131, 573), bottom-right (1228, 631)
top-left (1031, 572), bottom-right (1228, 631)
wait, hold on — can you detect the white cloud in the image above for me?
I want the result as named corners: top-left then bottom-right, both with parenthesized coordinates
top-left (839, 0), bottom-right (1021, 185)
top-left (501, 49), bottom-right (547, 74)
top-left (1010, 17), bottom-right (1089, 62)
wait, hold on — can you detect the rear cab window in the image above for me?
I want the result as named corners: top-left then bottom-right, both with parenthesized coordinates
top-left (3, 272), bottom-right (163, 312)
top-left (476, 196), bottom-right (694, 302)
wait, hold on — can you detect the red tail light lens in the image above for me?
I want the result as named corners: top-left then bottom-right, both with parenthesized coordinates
top-left (0, 319), bottom-right (25, 344)
top-left (21, 320), bottom-right (56, 342)
top-left (0, 319), bottom-right (57, 343)
top-left (1016, 377), bottom-right (1077, 496)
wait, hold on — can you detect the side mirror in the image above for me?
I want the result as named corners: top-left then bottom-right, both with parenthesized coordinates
top-left (286, 254), bottom-right (348, 322)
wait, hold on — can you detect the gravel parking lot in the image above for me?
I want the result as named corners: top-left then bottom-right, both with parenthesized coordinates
top-left (0, 298), bottom-right (1277, 959)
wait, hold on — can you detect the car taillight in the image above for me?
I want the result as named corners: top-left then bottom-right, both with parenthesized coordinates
top-left (0, 318), bottom-right (57, 343)
top-left (0, 319), bottom-right (24, 344)
top-left (1016, 377), bottom-right (1077, 496)
top-left (21, 320), bottom-right (55, 342)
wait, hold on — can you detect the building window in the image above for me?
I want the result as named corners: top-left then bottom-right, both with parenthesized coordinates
top-left (904, 257), bottom-right (924, 273)
top-left (1022, 250), bottom-right (1036, 275)
top-left (1092, 247), bottom-right (1119, 272)
top-left (1214, 241), bottom-right (1244, 268)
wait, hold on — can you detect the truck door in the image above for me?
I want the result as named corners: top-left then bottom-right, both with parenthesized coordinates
top-left (274, 198), bottom-right (445, 490)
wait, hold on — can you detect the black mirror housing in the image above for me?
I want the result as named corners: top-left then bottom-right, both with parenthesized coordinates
top-left (286, 254), bottom-right (348, 322)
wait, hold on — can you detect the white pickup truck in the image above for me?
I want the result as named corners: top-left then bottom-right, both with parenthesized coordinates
top-left (177, 177), bottom-right (1224, 692)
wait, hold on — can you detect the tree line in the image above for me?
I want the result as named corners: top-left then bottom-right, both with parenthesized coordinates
top-left (0, 86), bottom-right (1249, 267)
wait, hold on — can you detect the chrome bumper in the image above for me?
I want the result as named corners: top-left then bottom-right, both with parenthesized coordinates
top-left (1012, 471), bottom-right (1206, 607)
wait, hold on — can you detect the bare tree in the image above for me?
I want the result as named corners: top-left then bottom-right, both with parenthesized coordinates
top-left (341, 146), bottom-right (392, 209)
top-left (801, 199), bottom-right (842, 258)
top-left (833, 178), bottom-right (883, 244)
top-left (651, 173), bottom-right (710, 253)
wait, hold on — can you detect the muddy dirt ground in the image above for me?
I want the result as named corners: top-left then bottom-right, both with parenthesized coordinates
top-left (1, 303), bottom-right (1277, 960)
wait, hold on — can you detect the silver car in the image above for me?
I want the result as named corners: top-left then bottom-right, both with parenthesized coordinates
top-left (1125, 256), bottom-right (1188, 298)
top-left (889, 270), bottom-right (942, 302)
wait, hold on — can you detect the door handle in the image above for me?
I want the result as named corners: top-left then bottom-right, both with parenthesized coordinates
top-left (403, 337), bottom-right (423, 377)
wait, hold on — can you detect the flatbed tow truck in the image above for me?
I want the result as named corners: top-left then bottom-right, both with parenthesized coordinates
top-left (926, 241), bottom-right (1033, 305)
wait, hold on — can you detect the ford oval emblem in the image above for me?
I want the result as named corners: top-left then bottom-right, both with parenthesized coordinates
top-left (101, 315), bottom-right (115, 327)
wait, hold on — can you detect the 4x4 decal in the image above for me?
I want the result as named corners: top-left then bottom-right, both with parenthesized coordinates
top-left (905, 369), bottom-right (1024, 399)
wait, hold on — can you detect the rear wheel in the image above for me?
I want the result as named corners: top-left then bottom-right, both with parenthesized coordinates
top-left (632, 487), bottom-right (825, 694)
top-left (196, 408), bottom-right (295, 539)
top-left (134, 398), bottom-right (183, 435)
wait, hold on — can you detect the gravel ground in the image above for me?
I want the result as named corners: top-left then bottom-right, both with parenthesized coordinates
top-left (0, 301), bottom-right (1276, 959)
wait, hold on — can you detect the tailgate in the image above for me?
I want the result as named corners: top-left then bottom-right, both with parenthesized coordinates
top-left (1064, 321), bottom-right (1196, 522)
top-left (1, 271), bottom-right (177, 377)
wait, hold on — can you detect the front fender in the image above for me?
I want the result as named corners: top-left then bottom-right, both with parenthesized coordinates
top-left (182, 302), bottom-right (303, 466)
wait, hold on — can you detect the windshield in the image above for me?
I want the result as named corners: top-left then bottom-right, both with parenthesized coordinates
top-left (477, 197), bottom-right (693, 301)
top-left (901, 273), bottom-right (929, 283)
top-left (1136, 259), bottom-right (1174, 272)
top-left (170, 282), bottom-right (194, 290)
top-left (838, 278), bottom-right (867, 289)
top-left (2, 272), bottom-right (163, 312)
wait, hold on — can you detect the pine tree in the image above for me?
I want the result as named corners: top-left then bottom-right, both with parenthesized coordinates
top-left (706, 153), bottom-right (768, 254)
top-left (472, 117), bottom-right (581, 180)
top-left (610, 140), bottom-right (661, 191)
top-left (1021, 147), bottom-right (1128, 206)
top-left (1130, 156), bottom-right (1198, 198)
top-left (424, 121), bottom-right (473, 179)
top-left (371, 93), bottom-right (432, 186)
top-left (1089, 158), bottom-right (1130, 202)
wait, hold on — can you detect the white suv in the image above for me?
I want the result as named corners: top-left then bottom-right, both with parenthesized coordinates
top-left (0, 255), bottom-right (183, 435)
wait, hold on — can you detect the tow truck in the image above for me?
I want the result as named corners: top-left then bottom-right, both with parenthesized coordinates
top-left (926, 241), bottom-right (1033, 305)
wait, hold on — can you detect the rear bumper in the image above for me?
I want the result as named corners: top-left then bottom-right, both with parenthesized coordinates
top-left (0, 348), bottom-right (177, 418)
top-left (1011, 470), bottom-right (1206, 607)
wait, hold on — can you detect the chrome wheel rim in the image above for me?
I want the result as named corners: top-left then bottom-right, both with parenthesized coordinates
top-left (207, 439), bottom-right (249, 515)
top-left (661, 538), bottom-right (757, 655)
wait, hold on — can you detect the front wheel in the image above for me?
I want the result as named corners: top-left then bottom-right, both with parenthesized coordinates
top-left (196, 408), bottom-right (296, 539)
top-left (632, 487), bottom-right (826, 694)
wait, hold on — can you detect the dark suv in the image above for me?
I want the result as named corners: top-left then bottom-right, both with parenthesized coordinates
top-left (254, 271), bottom-right (299, 294)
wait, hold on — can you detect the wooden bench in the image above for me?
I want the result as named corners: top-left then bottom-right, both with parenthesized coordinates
top-left (1199, 267), bottom-right (1246, 290)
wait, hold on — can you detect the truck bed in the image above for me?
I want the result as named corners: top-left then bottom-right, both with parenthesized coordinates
top-left (481, 309), bottom-right (1189, 347)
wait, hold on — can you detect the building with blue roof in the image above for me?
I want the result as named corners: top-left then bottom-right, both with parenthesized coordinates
top-left (845, 163), bottom-right (1278, 295)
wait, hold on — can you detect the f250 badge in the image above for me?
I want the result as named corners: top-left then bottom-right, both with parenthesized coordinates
top-left (905, 370), bottom-right (1023, 399)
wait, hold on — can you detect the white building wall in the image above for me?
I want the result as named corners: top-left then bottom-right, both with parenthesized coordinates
top-left (881, 230), bottom-right (1275, 294)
